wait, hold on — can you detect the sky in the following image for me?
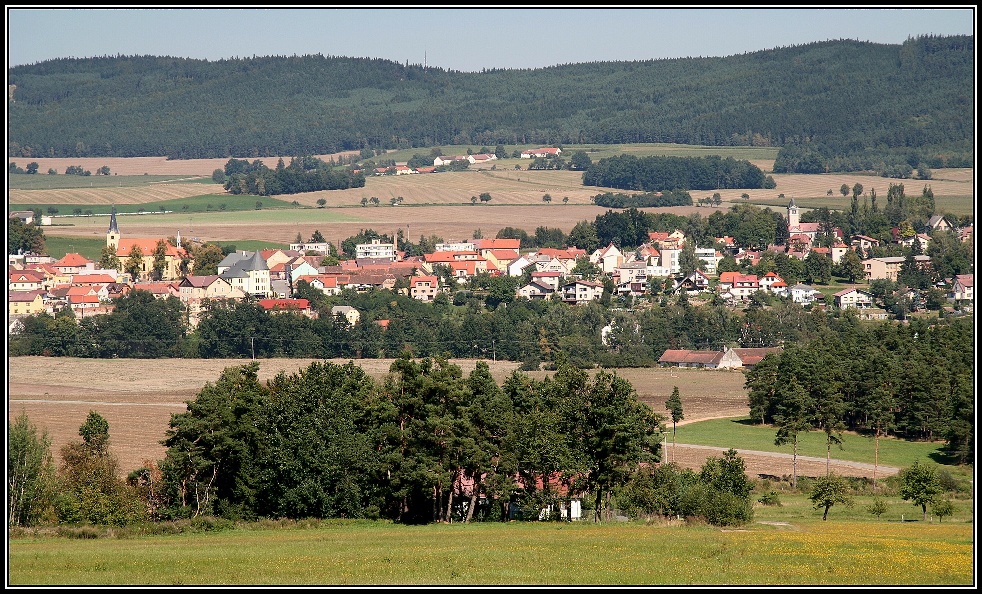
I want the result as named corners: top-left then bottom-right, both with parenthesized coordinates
top-left (6, 7), bottom-right (977, 72)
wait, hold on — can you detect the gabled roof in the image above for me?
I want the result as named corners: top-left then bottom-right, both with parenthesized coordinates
top-left (658, 349), bottom-right (724, 366)
top-left (954, 274), bottom-right (973, 288)
top-left (410, 275), bottom-right (439, 287)
top-left (833, 287), bottom-right (873, 297)
top-left (730, 347), bottom-right (782, 366)
top-left (258, 298), bottom-right (309, 310)
top-left (8, 289), bottom-right (44, 302)
top-left (116, 238), bottom-right (184, 258)
top-left (54, 252), bottom-right (92, 267)
top-left (180, 274), bottom-right (226, 288)
top-left (72, 273), bottom-right (116, 284)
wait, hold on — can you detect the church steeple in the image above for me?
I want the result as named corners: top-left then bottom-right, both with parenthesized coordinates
top-left (787, 198), bottom-right (800, 229)
top-left (107, 205), bottom-right (120, 250)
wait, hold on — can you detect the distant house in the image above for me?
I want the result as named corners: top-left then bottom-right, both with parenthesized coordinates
top-left (258, 298), bottom-right (314, 318)
top-left (833, 287), bottom-right (875, 309)
top-left (591, 243), bottom-right (624, 275)
top-left (789, 283), bottom-right (822, 305)
top-left (434, 155), bottom-right (467, 167)
top-left (8, 289), bottom-right (45, 316)
top-left (950, 274), bottom-right (973, 305)
top-left (410, 275), bottom-right (440, 301)
top-left (658, 349), bottom-right (724, 369)
top-left (330, 305), bottom-right (360, 326)
top-left (673, 270), bottom-right (711, 294)
top-left (561, 279), bottom-right (604, 305)
top-left (518, 280), bottom-right (556, 300)
top-left (520, 147), bottom-right (562, 159)
top-left (467, 153), bottom-right (497, 164)
top-left (925, 214), bottom-right (954, 233)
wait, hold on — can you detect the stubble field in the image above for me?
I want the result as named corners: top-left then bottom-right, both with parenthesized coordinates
top-left (8, 356), bottom-right (882, 481)
top-left (15, 155), bottom-right (974, 246)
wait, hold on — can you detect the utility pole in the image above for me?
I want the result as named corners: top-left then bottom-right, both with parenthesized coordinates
top-left (251, 337), bottom-right (255, 360)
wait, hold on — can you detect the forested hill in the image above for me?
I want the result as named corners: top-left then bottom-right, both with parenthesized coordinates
top-left (7, 35), bottom-right (973, 172)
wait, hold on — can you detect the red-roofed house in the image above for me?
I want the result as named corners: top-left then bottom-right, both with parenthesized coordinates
top-left (520, 147), bottom-right (562, 158)
top-left (950, 274), bottom-right (973, 305)
top-left (258, 298), bottom-right (314, 318)
top-left (410, 275), bottom-right (440, 301)
top-left (9, 269), bottom-right (45, 292)
top-left (71, 273), bottom-right (117, 286)
top-left (53, 253), bottom-right (94, 276)
top-left (658, 349), bottom-right (725, 369)
top-left (475, 238), bottom-right (521, 259)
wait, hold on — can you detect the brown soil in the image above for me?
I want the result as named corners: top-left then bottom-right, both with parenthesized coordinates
top-left (7, 357), bottom-right (891, 480)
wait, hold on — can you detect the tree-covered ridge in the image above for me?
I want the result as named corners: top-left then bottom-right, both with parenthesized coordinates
top-left (7, 36), bottom-right (973, 171)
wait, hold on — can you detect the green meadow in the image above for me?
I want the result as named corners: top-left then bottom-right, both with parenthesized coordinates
top-left (7, 512), bottom-right (972, 586)
top-left (10, 193), bottom-right (302, 216)
top-left (7, 173), bottom-right (213, 190)
top-left (673, 417), bottom-right (955, 470)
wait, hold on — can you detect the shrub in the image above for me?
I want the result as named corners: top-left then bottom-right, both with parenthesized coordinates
top-left (866, 498), bottom-right (888, 517)
top-left (757, 491), bottom-right (782, 506)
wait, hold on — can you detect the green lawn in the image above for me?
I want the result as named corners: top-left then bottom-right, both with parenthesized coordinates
top-left (10, 194), bottom-right (303, 216)
top-left (7, 516), bottom-right (972, 585)
top-left (8, 173), bottom-right (212, 190)
top-left (674, 417), bottom-right (952, 470)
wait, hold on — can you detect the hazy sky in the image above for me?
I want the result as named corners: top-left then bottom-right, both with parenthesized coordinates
top-left (6, 7), bottom-right (976, 72)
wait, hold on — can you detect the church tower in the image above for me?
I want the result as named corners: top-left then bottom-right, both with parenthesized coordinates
top-left (107, 205), bottom-right (120, 251)
top-left (787, 198), bottom-right (799, 229)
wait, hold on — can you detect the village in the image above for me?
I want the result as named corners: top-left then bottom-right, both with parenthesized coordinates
top-left (8, 190), bottom-right (974, 361)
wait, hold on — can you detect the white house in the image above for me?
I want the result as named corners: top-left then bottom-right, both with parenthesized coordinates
top-left (561, 279), bottom-right (604, 305)
top-left (833, 287), bottom-right (875, 309)
top-left (520, 147), bottom-right (562, 159)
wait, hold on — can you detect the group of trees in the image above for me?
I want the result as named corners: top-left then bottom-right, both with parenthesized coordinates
top-left (592, 190), bottom-right (693, 209)
top-left (8, 217), bottom-right (46, 255)
top-left (222, 156), bottom-right (366, 196)
top-left (142, 356), bottom-right (664, 524)
top-left (8, 37), bottom-right (972, 171)
top-left (582, 155), bottom-right (769, 192)
top-left (745, 315), bottom-right (974, 481)
top-left (9, 410), bottom-right (144, 527)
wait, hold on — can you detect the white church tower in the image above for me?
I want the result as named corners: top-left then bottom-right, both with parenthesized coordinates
top-left (787, 198), bottom-right (800, 229)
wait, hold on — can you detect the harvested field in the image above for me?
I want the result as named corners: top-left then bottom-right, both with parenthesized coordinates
top-left (7, 152), bottom-right (361, 177)
top-left (7, 357), bottom-right (885, 480)
top-left (8, 183), bottom-right (217, 206)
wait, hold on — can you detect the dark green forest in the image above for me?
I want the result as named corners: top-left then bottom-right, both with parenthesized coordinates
top-left (7, 36), bottom-right (973, 173)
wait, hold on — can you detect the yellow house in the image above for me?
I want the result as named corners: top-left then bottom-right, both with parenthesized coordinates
top-left (9, 290), bottom-right (45, 316)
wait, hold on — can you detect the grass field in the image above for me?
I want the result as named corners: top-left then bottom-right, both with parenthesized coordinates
top-left (674, 418), bottom-right (952, 470)
top-left (7, 513), bottom-right (973, 585)
top-left (8, 173), bottom-right (213, 190)
top-left (11, 193), bottom-right (303, 217)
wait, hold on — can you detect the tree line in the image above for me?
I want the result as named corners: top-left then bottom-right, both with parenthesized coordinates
top-left (7, 36), bottom-right (973, 172)
top-left (582, 155), bottom-right (768, 192)
top-left (221, 156), bottom-right (366, 196)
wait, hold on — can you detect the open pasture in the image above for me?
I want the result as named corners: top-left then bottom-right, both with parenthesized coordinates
top-left (6, 518), bottom-right (973, 585)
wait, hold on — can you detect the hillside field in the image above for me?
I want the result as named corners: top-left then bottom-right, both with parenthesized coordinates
top-left (11, 153), bottom-right (973, 250)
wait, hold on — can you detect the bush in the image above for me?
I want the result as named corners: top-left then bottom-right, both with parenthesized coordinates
top-left (866, 498), bottom-right (888, 517)
top-left (757, 491), bottom-right (782, 506)
top-left (701, 490), bottom-right (754, 526)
